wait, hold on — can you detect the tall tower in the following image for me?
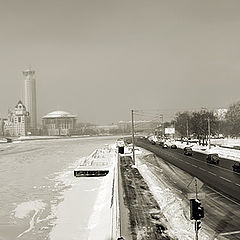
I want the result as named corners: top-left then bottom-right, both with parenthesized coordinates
top-left (23, 67), bottom-right (37, 133)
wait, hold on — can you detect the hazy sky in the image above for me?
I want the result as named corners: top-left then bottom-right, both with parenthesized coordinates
top-left (1, 0), bottom-right (240, 124)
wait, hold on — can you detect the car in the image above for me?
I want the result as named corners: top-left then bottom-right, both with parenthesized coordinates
top-left (151, 140), bottom-right (156, 145)
top-left (171, 144), bottom-right (177, 149)
top-left (232, 162), bottom-right (240, 173)
top-left (206, 154), bottom-right (220, 165)
top-left (184, 147), bottom-right (193, 156)
top-left (233, 146), bottom-right (240, 150)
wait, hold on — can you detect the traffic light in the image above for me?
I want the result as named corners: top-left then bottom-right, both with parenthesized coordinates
top-left (190, 199), bottom-right (204, 220)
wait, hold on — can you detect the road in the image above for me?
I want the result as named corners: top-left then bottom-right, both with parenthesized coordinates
top-left (136, 139), bottom-right (240, 239)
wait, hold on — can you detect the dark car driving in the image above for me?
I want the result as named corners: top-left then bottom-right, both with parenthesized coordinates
top-left (232, 162), bottom-right (240, 173)
top-left (206, 153), bottom-right (220, 165)
top-left (184, 147), bottom-right (193, 156)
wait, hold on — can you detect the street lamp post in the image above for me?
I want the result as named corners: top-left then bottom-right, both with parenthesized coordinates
top-left (208, 117), bottom-right (211, 149)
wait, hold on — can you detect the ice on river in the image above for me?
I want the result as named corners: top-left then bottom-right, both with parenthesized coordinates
top-left (0, 136), bottom-right (119, 240)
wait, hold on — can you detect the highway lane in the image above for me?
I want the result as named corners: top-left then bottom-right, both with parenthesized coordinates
top-left (174, 147), bottom-right (238, 172)
top-left (136, 139), bottom-right (240, 204)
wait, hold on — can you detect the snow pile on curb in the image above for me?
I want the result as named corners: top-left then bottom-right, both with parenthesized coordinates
top-left (174, 140), bottom-right (240, 163)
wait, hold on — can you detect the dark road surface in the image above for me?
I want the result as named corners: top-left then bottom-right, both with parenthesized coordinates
top-left (137, 139), bottom-right (240, 203)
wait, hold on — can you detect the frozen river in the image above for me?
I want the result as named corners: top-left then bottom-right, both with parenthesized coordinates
top-left (0, 136), bottom-right (118, 240)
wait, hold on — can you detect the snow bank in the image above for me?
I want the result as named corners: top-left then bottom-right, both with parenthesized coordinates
top-left (174, 140), bottom-right (240, 162)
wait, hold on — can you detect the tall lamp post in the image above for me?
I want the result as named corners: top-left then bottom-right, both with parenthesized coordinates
top-left (208, 117), bottom-right (211, 149)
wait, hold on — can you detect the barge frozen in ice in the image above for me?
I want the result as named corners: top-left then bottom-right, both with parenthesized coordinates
top-left (74, 147), bottom-right (114, 177)
top-left (74, 165), bottom-right (110, 177)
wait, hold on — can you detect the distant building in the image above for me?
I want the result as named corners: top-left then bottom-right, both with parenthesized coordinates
top-left (4, 101), bottom-right (30, 136)
top-left (96, 124), bottom-right (118, 131)
top-left (42, 111), bottom-right (77, 136)
top-left (118, 120), bottom-right (157, 133)
top-left (23, 68), bottom-right (37, 133)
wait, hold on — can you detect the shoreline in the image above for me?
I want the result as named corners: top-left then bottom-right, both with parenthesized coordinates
top-left (0, 134), bottom-right (130, 144)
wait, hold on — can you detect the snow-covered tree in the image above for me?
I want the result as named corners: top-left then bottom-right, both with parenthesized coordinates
top-left (225, 101), bottom-right (240, 136)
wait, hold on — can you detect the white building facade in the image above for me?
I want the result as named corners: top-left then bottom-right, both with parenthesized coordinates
top-left (42, 111), bottom-right (77, 136)
top-left (4, 101), bottom-right (30, 136)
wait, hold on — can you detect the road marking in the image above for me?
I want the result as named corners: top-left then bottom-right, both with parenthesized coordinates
top-left (235, 183), bottom-right (240, 187)
top-left (207, 186), bottom-right (240, 206)
top-left (183, 153), bottom-right (239, 174)
top-left (207, 171), bottom-right (216, 176)
top-left (198, 167), bottom-right (207, 172)
top-left (189, 163), bottom-right (196, 167)
top-left (219, 230), bottom-right (240, 236)
top-left (220, 176), bottom-right (232, 183)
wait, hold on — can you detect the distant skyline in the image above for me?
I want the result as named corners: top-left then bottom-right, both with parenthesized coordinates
top-left (1, 0), bottom-right (240, 124)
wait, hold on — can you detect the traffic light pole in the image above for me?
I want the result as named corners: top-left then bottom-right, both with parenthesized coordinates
top-left (195, 178), bottom-right (198, 199)
top-left (195, 221), bottom-right (199, 240)
top-left (194, 179), bottom-right (199, 240)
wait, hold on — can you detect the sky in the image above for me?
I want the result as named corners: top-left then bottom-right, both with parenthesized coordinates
top-left (1, 0), bottom-right (240, 124)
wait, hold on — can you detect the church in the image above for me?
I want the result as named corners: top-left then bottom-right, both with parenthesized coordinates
top-left (4, 101), bottom-right (30, 136)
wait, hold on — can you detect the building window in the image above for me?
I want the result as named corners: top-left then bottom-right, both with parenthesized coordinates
top-left (18, 117), bottom-right (21, 123)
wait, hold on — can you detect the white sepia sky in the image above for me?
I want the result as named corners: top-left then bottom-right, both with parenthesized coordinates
top-left (1, 0), bottom-right (240, 124)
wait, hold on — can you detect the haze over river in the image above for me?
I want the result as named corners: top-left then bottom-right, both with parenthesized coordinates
top-left (0, 136), bottom-right (118, 240)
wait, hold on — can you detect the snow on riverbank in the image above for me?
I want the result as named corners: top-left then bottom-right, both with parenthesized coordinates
top-left (49, 144), bottom-right (118, 240)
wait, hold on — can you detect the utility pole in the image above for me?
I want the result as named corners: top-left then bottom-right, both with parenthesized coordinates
top-left (173, 121), bottom-right (175, 139)
top-left (131, 110), bottom-right (136, 166)
top-left (158, 114), bottom-right (163, 137)
top-left (187, 119), bottom-right (189, 145)
top-left (208, 117), bottom-right (211, 149)
top-left (189, 178), bottom-right (204, 240)
top-left (162, 115), bottom-right (164, 137)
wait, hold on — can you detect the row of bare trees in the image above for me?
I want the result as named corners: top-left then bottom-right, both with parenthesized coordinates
top-left (173, 101), bottom-right (240, 138)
